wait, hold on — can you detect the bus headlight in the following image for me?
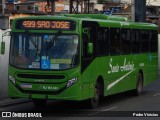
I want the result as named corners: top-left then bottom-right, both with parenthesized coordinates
top-left (67, 78), bottom-right (77, 88)
top-left (9, 75), bottom-right (16, 84)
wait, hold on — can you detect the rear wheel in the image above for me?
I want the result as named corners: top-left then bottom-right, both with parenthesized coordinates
top-left (133, 73), bottom-right (143, 96)
top-left (32, 99), bottom-right (47, 107)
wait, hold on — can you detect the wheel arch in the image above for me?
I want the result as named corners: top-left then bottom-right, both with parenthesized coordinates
top-left (97, 76), bottom-right (105, 97)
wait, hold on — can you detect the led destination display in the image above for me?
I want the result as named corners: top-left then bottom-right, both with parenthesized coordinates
top-left (16, 20), bottom-right (76, 30)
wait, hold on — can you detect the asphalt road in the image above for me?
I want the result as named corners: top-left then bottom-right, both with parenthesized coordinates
top-left (0, 79), bottom-right (160, 119)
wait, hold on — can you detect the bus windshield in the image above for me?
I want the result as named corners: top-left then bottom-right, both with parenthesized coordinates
top-left (10, 33), bottom-right (79, 70)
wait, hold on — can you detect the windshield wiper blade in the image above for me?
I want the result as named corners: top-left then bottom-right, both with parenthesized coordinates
top-left (47, 30), bottom-right (62, 50)
top-left (25, 29), bottom-right (37, 49)
top-left (25, 29), bottom-right (39, 59)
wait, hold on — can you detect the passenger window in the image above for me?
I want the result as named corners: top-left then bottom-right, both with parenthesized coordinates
top-left (97, 28), bottom-right (109, 56)
top-left (121, 29), bottom-right (131, 54)
top-left (110, 28), bottom-right (120, 55)
top-left (141, 30), bottom-right (149, 53)
top-left (132, 29), bottom-right (140, 54)
top-left (150, 30), bottom-right (158, 52)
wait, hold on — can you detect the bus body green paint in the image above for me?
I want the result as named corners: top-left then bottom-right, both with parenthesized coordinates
top-left (8, 14), bottom-right (158, 102)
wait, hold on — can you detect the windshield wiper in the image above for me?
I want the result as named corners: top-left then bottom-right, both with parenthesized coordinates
top-left (25, 29), bottom-right (37, 49)
top-left (46, 30), bottom-right (62, 50)
top-left (25, 29), bottom-right (39, 59)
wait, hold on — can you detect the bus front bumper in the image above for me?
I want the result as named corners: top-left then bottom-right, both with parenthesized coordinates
top-left (8, 80), bottom-right (84, 101)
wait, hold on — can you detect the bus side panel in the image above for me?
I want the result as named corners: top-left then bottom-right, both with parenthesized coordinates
top-left (140, 53), bottom-right (158, 86)
top-left (81, 62), bottom-right (96, 100)
top-left (81, 56), bottom-right (136, 98)
top-left (81, 57), bottom-right (109, 99)
top-left (107, 53), bottom-right (158, 95)
top-left (105, 55), bottom-right (136, 95)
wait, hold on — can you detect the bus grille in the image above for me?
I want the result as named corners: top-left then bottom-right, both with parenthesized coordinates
top-left (17, 74), bottom-right (65, 79)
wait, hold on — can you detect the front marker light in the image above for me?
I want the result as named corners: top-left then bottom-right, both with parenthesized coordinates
top-left (67, 78), bottom-right (77, 88)
top-left (9, 75), bottom-right (16, 84)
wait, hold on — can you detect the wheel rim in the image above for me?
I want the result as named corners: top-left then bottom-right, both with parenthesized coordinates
top-left (91, 83), bottom-right (100, 107)
top-left (94, 87), bottom-right (99, 102)
top-left (138, 80), bottom-right (142, 93)
top-left (137, 74), bottom-right (142, 95)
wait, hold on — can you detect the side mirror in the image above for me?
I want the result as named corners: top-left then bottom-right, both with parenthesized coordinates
top-left (87, 43), bottom-right (93, 55)
top-left (1, 42), bottom-right (5, 54)
top-left (1, 31), bottom-right (11, 55)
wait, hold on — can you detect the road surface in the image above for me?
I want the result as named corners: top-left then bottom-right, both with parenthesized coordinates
top-left (0, 79), bottom-right (160, 119)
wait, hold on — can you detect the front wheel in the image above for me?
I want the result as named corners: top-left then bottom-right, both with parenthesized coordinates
top-left (87, 82), bottom-right (100, 109)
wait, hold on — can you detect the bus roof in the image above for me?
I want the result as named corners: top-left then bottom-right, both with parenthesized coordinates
top-left (63, 14), bottom-right (157, 29)
top-left (12, 14), bottom-right (157, 30)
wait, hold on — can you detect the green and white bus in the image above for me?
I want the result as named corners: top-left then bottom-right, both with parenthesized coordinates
top-left (1, 14), bottom-right (158, 108)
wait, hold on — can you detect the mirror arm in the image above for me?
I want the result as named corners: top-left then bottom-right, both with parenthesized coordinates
top-left (2, 31), bottom-right (11, 42)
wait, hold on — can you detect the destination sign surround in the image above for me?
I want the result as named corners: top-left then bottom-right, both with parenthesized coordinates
top-left (16, 20), bottom-right (76, 30)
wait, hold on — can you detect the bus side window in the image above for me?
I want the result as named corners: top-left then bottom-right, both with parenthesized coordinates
top-left (97, 28), bottom-right (109, 56)
top-left (150, 30), bottom-right (158, 52)
top-left (110, 28), bottom-right (120, 55)
top-left (141, 30), bottom-right (149, 53)
top-left (121, 28), bottom-right (131, 54)
top-left (132, 29), bottom-right (140, 54)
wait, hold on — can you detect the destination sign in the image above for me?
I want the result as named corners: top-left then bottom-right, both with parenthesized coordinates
top-left (16, 20), bottom-right (76, 30)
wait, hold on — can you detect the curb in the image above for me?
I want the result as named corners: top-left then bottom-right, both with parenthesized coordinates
top-left (0, 98), bottom-right (31, 107)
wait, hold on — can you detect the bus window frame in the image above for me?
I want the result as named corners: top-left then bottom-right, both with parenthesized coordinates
top-left (96, 27), bottom-right (109, 56)
top-left (131, 29), bottom-right (140, 54)
top-left (121, 28), bottom-right (131, 55)
top-left (110, 27), bottom-right (121, 56)
top-left (140, 29), bottom-right (150, 53)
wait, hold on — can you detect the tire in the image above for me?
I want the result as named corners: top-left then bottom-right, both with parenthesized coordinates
top-left (32, 99), bottom-right (47, 107)
top-left (88, 81), bottom-right (100, 109)
top-left (134, 73), bottom-right (143, 96)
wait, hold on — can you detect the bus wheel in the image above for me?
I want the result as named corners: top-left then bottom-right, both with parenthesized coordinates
top-left (32, 99), bottom-right (47, 107)
top-left (134, 73), bottom-right (143, 96)
top-left (89, 81), bottom-right (100, 108)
